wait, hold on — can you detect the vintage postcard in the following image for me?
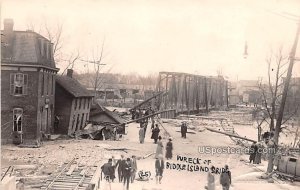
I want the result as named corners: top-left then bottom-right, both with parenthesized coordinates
top-left (1, 0), bottom-right (300, 190)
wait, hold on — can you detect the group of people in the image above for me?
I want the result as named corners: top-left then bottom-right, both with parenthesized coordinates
top-left (101, 155), bottom-right (137, 190)
top-left (249, 142), bottom-right (263, 164)
top-left (206, 165), bottom-right (232, 190)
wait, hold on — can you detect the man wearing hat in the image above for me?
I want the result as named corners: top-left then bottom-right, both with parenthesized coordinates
top-left (181, 122), bottom-right (187, 138)
top-left (155, 154), bottom-right (164, 184)
top-left (220, 165), bottom-right (231, 190)
top-left (123, 158), bottom-right (132, 190)
top-left (101, 159), bottom-right (115, 182)
top-left (165, 137), bottom-right (173, 160)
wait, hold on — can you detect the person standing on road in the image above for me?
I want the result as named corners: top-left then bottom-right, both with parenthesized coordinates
top-left (249, 142), bottom-right (257, 163)
top-left (205, 166), bottom-right (215, 190)
top-left (155, 136), bottom-right (164, 158)
top-left (181, 122), bottom-right (187, 138)
top-left (116, 155), bottom-right (126, 182)
top-left (123, 158), bottom-right (132, 190)
top-left (165, 137), bottom-right (173, 160)
top-left (254, 142), bottom-right (262, 164)
top-left (220, 165), bottom-right (231, 190)
top-left (130, 155), bottom-right (137, 183)
top-left (101, 159), bottom-right (115, 182)
top-left (151, 124), bottom-right (160, 144)
top-left (111, 156), bottom-right (117, 182)
top-left (155, 154), bottom-right (164, 184)
top-left (139, 126), bottom-right (145, 144)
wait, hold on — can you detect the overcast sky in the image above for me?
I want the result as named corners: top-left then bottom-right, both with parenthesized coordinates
top-left (2, 0), bottom-right (300, 81)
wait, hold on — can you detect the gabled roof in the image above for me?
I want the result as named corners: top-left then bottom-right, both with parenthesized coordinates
top-left (56, 76), bottom-right (94, 98)
top-left (90, 102), bottom-right (126, 124)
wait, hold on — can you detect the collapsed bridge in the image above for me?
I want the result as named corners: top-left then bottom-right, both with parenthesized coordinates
top-left (157, 72), bottom-right (229, 114)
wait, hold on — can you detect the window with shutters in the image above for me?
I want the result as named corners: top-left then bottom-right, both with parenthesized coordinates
top-left (13, 108), bottom-right (23, 132)
top-left (10, 73), bottom-right (28, 96)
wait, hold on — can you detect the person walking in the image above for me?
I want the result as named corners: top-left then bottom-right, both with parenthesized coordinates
top-left (205, 166), bottom-right (216, 190)
top-left (181, 122), bottom-right (187, 138)
top-left (249, 142), bottom-right (257, 163)
top-left (111, 156), bottom-right (117, 182)
top-left (151, 124), bottom-right (160, 144)
top-left (155, 154), bottom-right (164, 184)
top-left (254, 142), bottom-right (262, 164)
top-left (123, 158), bottom-right (132, 190)
top-left (139, 126), bottom-right (145, 144)
top-left (116, 155), bottom-right (126, 182)
top-left (165, 137), bottom-right (173, 160)
top-left (220, 165), bottom-right (231, 190)
top-left (130, 155), bottom-right (137, 183)
top-left (155, 136), bottom-right (164, 158)
top-left (101, 159), bottom-right (115, 182)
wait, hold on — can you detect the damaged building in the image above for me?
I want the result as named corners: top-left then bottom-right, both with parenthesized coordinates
top-left (1, 19), bottom-right (59, 145)
top-left (54, 69), bottom-right (94, 135)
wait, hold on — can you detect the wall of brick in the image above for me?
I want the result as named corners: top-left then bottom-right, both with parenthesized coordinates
top-left (1, 69), bottom-right (39, 144)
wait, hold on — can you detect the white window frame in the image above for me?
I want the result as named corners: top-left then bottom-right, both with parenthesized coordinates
top-left (10, 73), bottom-right (28, 96)
top-left (13, 108), bottom-right (23, 132)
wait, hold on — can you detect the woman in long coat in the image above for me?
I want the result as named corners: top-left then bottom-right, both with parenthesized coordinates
top-left (155, 136), bottom-right (163, 158)
top-left (165, 138), bottom-right (173, 160)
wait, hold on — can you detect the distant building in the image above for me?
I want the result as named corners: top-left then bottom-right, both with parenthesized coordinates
top-left (54, 69), bottom-right (94, 135)
top-left (1, 19), bottom-right (59, 145)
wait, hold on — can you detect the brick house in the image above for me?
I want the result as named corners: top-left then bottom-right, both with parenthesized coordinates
top-left (1, 19), bottom-right (59, 145)
top-left (54, 69), bottom-right (94, 135)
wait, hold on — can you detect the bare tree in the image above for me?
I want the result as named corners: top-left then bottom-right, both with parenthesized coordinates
top-left (258, 48), bottom-right (289, 132)
top-left (258, 48), bottom-right (300, 173)
top-left (44, 22), bottom-right (63, 62)
top-left (60, 50), bottom-right (81, 76)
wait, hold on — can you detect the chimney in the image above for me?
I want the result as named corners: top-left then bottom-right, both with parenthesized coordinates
top-left (67, 69), bottom-right (73, 78)
top-left (4, 19), bottom-right (14, 31)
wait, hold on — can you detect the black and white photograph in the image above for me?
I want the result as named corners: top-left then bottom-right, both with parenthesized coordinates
top-left (1, 0), bottom-right (300, 190)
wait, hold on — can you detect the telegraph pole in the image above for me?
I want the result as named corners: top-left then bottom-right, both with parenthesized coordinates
top-left (267, 19), bottom-right (300, 173)
top-left (274, 20), bottom-right (300, 144)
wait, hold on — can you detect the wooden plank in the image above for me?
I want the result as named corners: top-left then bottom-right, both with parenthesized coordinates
top-left (66, 165), bottom-right (77, 176)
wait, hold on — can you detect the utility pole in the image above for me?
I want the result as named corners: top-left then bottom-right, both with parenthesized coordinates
top-left (267, 20), bottom-right (300, 173)
top-left (274, 20), bottom-right (300, 144)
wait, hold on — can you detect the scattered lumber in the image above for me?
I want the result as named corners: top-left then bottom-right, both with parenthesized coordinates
top-left (143, 152), bottom-right (155, 159)
top-left (205, 127), bottom-right (256, 143)
top-left (175, 131), bottom-right (196, 134)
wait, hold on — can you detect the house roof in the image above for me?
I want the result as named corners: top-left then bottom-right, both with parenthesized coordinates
top-left (90, 103), bottom-right (126, 124)
top-left (1, 30), bottom-right (57, 69)
top-left (56, 76), bottom-right (94, 98)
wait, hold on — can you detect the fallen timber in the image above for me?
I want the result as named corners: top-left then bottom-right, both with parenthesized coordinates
top-left (123, 109), bottom-right (176, 125)
top-left (205, 127), bottom-right (256, 143)
top-left (129, 91), bottom-right (166, 112)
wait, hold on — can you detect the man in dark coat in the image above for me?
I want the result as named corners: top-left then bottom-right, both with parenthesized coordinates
top-left (155, 154), bottom-right (164, 184)
top-left (220, 165), bottom-right (231, 190)
top-left (181, 122), bottom-right (187, 138)
top-left (249, 142), bottom-right (257, 163)
top-left (151, 124), bottom-right (160, 144)
top-left (101, 159), bottom-right (115, 182)
top-left (123, 158), bottom-right (132, 190)
top-left (165, 137), bottom-right (173, 160)
top-left (116, 155), bottom-right (126, 182)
